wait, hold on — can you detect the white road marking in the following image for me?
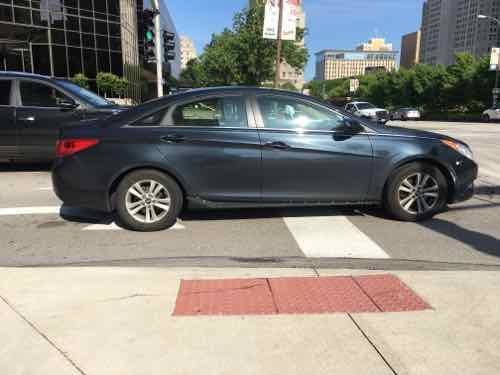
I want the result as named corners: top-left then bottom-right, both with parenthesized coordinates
top-left (284, 216), bottom-right (390, 259)
top-left (0, 206), bottom-right (61, 216)
top-left (82, 222), bottom-right (186, 231)
top-left (36, 187), bottom-right (53, 191)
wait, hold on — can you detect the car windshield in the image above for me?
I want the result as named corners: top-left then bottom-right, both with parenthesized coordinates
top-left (56, 80), bottom-right (114, 107)
top-left (357, 103), bottom-right (376, 110)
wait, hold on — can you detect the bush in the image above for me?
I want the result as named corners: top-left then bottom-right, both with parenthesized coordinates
top-left (70, 73), bottom-right (89, 89)
top-left (96, 72), bottom-right (129, 97)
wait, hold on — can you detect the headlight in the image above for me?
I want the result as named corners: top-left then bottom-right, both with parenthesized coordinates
top-left (442, 140), bottom-right (474, 160)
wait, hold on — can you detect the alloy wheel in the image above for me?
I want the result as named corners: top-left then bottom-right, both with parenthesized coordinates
top-left (125, 180), bottom-right (171, 223)
top-left (398, 173), bottom-right (440, 215)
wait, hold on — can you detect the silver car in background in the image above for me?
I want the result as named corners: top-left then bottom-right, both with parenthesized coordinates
top-left (391, 108), bottom-right (421, 121)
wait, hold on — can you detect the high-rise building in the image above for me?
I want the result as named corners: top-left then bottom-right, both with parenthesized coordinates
top-left (179, 36), bottom-right (197, 70)
top-left (420, 0), bottom-right (500, 66)
top-left (0, 0), bottom-right (181, 102)
top-left (400, 31), bottom-right (421, 69)
top-left (249, 0), bottom-right (306, 89)
top-left (315, 38), bottom-right (397, 81)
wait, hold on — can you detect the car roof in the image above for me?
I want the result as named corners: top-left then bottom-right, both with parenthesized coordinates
top-left (0, 71), bottom-right (56, 81)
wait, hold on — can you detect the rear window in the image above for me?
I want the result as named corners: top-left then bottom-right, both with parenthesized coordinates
top-left (0, 80), bottom-right (11, 106)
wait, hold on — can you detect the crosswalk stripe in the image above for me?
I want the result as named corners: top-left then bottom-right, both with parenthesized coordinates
top-left (0, 206), bottom-right (61, 216)
top-left (284, 216), bottom-right (390, 259)
top-left (82, 222), bottom-right (185, 231)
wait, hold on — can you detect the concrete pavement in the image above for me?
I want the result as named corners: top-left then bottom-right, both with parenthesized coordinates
top-left (1, 267), bottom-right (499, 375)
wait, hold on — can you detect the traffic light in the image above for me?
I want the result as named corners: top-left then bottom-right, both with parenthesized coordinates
top-left (143, 9), bottom-right (156, 63)
top-left (163, 31), bottom-right (176, 61)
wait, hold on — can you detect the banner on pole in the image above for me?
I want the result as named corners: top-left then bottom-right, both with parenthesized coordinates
top-left (490, 47), bottom-right (500, 71)
top-left (263, 0), bottom-right (299, 41)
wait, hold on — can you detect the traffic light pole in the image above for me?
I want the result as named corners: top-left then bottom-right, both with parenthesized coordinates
top-left (273, 0), bottom-right (284, 88)
top-left (152, 0), bottom-right (163, 98)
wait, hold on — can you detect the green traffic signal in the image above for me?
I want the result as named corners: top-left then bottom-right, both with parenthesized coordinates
top-left (146, 30), bottom-right (154, 42)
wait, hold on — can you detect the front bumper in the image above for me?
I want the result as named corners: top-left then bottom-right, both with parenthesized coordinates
top-left (449, 159), bottom-right (478, 204)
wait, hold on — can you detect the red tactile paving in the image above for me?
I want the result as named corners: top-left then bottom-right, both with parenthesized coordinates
top-left (173, 278), bottom-right (277, 316)
top-left (172, 275), bottom-right (431, 316)
top-left (268, 276), bottom-right (380, 314)
top-left (354, 275), bottom-right (431, 312)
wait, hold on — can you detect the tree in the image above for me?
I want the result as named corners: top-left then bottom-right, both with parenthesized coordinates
top-left (70, 73), bottom-right (89, 89)
top-left (185, 4), bottom-right (308, 87)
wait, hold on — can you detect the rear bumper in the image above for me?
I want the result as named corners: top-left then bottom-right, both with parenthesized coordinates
top-left (52, 157), bottom-right (111, 212)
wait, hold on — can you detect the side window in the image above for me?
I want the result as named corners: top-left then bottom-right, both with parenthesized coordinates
top-left (132, 107), bottom-right (169, 127)
top-left (0, 80), bottom-right (11, 106)
top-left (20, 81), bottom-right (72, 108)
top-left (345, 104), bottom-right (352, 112)
top-left (257, 95), bottom-right (344, 131)
top-left (170, 96), bottom-right (248, 127)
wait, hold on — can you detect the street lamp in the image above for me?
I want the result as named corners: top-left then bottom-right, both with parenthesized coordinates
top-left (478, 14), bottom-right (500, 106)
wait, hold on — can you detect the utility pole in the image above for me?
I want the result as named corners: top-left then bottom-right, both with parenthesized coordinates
top-left (273, 0), bottom-right (284, 88)
top-left (152, 0), bottom-right (163, 97)
top-left (478, 14), bottom-right (500, 106)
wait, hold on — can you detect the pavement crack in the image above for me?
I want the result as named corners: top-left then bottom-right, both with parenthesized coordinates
top-left (97, 293), bottom-right (161, 303)
top-left (180, 283), bottom-right (265, 297)
top-left (348, 313), bottom-right (398, 375)
top-left (0, 294), bottom-right (88, 375)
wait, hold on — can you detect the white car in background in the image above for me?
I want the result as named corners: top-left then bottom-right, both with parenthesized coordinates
top-left (391, 107), bottom-right (421, 121)
top-left (345, 101), bottom-right (389, 124)
top-left (482, 107), bottom-right (500, 122)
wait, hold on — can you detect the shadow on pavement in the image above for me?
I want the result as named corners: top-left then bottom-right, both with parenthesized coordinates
top-left (421, 218), bottom-right (500, 258)
top-left (180, 206), bottom-right (364, 221)
top-left (474, 185), bottom-right (500, 196)
top-left (0, 162), bottom-right (51, 172)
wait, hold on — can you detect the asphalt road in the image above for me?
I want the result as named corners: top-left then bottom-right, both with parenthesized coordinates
top-left (1, 121), bottom-right (499, 269)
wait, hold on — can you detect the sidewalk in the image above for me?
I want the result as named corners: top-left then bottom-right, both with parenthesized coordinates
top-left (1, 267), bottom-right (499, 375)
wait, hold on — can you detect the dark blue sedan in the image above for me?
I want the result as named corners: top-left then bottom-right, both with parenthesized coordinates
top-left (52, 87), bottom-right (478, 231)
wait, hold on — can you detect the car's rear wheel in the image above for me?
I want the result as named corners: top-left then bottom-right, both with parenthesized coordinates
top-left (115, 169), bottom-right (183, 231)
top-left (385, 162), bottom-right (448, 222)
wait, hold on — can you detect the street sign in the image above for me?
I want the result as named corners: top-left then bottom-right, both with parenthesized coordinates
top-left (263, 0), bottom-right (298, 41)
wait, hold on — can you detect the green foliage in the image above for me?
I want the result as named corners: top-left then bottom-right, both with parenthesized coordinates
top-left (70, 73), bottom-right (89, 89)
top-left (307, 53), bottom-right (494, 113)
top-left (96, 72), bottom-right (129, 97)
top-left (181, 4), bottom-right (308, 87)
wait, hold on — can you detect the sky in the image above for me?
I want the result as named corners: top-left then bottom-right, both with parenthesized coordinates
top-left (166, 0), bottom-right (425, 80)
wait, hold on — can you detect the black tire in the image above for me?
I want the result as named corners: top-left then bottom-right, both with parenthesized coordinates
top-left (115, 169), bottom-right (183, 232)
top-left (482, 114), bottom-right (490, 123)
top-left (384, 162), bottom-right (448, 222)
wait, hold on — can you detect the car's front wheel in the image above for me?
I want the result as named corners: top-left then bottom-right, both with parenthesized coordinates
top-left (482, 114), bottom-right (491, 123)
top-left (385, 162), bottom-right (448, 222)
top-left (115, 169), bottom-right (183, 231)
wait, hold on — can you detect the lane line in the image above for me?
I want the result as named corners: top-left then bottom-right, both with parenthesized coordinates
top-left (284, 216), bottom-right (390, 259)
top-left (36, 187), bottom-right (53, 191)
top-left (0, 206), bottom-right (61, 216)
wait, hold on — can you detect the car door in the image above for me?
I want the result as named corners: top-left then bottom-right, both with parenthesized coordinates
top-left (16, 79), bottom-right (84, 160)
top-left (0, 79), bottom-right (17, 160)
top-left (254, 94), bottom-right (373, 202)
top-left (136, 93), bottom-right (262, 202)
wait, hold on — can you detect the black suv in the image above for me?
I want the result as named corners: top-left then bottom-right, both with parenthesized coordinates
top-left (0, 72), bottom-right (124, 162)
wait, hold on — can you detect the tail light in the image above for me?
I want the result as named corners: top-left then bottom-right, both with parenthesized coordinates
top-left (56, 139), bottom-right (99, 158)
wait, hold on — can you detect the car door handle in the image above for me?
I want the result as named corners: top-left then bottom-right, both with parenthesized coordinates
top-left (161, 134), bottom-right (185, 143)
top-left (264, 141), bottom-right (291, 150)
top-left (19, 116), bottom-right (35, 122)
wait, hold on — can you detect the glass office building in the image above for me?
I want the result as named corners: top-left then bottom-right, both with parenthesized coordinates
top-left (0, 0), bottom-right (180, 102)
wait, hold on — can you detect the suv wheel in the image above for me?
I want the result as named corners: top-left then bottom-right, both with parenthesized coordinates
top-left (385, 162), bottom-right (448, 222)
top-left (115, 169), bottom-right (183, 231)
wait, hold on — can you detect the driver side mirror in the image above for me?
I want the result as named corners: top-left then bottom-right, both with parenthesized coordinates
top-left (339, 118), bottom-right (364, 134)
top-left (58, 98), bottom-right (79, 110)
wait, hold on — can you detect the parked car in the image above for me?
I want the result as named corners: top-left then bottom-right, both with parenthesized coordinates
top-left (482, 107), bottom-right (500, 122)
top-left (391, 108), bottom-right (421, 121)
top-left (52, 87), bottom-right (478, 232)
top-left (0, 72), bottom-right (124, 163)
top-left (345, 101), bottom-right (389, 124)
